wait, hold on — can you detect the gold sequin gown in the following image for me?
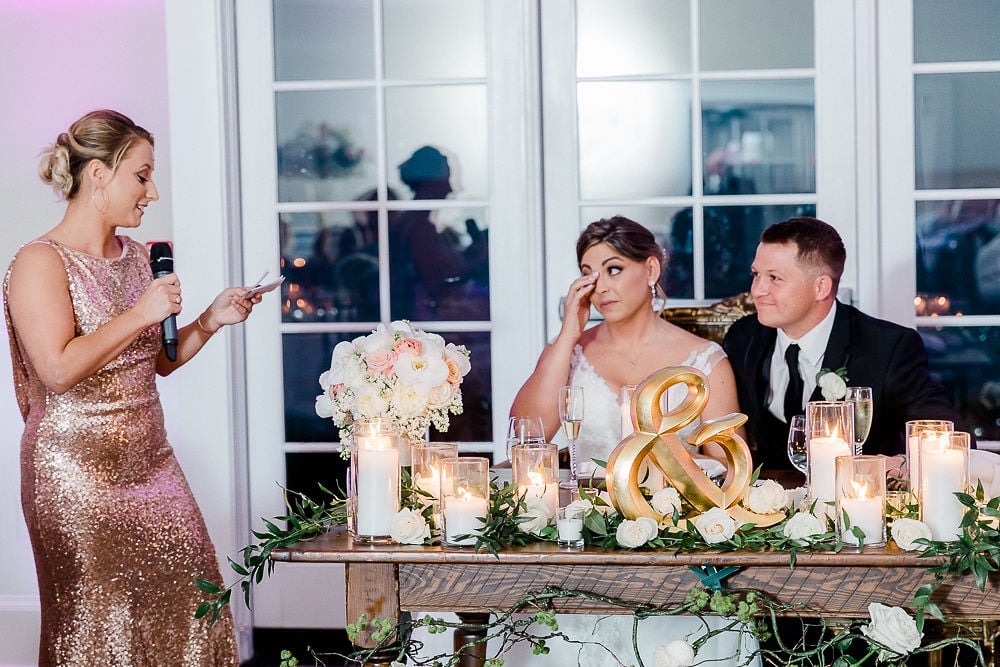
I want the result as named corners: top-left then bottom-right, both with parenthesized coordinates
top-left (3, 237), bottom-right (239, 666)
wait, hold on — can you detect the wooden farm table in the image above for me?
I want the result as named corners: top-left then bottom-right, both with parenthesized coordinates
top-left (272, 527), bottom-right (1000, 666)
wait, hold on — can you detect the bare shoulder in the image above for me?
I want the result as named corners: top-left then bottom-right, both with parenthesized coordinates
top-left (8, 240), bottom-right (65, 285)
top-left (656, 318), bottom-right (715, 350)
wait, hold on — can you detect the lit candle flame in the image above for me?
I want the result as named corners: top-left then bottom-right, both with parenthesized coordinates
top-left (851, 479), bottom-right (870, 500)
top-left (457, 486), bottom-right (473, 501)
top-left (527, 471), bottom-right (544, 486)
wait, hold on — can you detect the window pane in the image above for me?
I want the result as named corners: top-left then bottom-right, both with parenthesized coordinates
top-left (279, 208), bottom-right (381, 324)
top-left (576, 0), bottom-right (690, 77)
top-left (282, 331), bottom-right (492, 443)
top-left (921, 326), bottom-right (1000, 441)
top-left (383, 0), bottom-right (486, 79)
top-left (703, 203), bottom-right (817, 299)
top-left (915, 73), bottom-right (1000, 190)
top-left (389, 207), bottom-right (489, 321)
top-left (275, 90), bottom-right (377, 202)
top-left (385, 86), bottom-right (488, 201)
top-left (578, 81), bottom-right (692, 199)
top-left (700, 0), bottom-right (813, 71)
top-left (916, 199), bottom-right (1000, 316)
top-left (579, 205), bottom-right (691, 298)
top-left (914, 0), bottom-right (1000, 63)
top-left (702, 80), bottom-right (815, 195)
top-left (273, 0), bottom-right (374, 81)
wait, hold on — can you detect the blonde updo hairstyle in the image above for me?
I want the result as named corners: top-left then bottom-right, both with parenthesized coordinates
top-left (38, 110), bottom-right (153, 200)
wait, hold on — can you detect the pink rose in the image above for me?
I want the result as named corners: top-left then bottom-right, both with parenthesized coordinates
top-left (393, 338), bottom-right (422, 356)
top-left (365, 349), bottom-right (398, 375)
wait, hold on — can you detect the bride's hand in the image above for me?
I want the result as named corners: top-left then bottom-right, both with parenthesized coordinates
top-left (558, 272), bottom-right (598, 342)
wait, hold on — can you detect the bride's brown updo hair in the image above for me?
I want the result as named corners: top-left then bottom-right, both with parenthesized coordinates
top-left (576, 215), bottom-right (669, 308)
top-left (38, 110), bottom-right (154, 200)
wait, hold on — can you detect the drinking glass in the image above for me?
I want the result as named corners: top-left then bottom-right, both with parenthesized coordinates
top-left (558, 386), bottom-right (585, 484)
top-left (786, 414), bottom-right (808, 475)
top-left (845, 386), bottom-right (873, 454)
top-left (506, 416), bottom-right (545, 461)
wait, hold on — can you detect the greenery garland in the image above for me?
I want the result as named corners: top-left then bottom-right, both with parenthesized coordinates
top-left (194, 475), bottom-right (1000, 666)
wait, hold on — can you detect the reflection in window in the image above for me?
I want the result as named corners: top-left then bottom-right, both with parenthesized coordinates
top-left (275, 90), bottom-right (377, 202)
top-left (916, 199), bottom-right (1000, 316)
top-left (920, 326), bottom-right (1000, 441)
top-left (282, 332), bottom-right (492, 443)
top-left (279, 205), bottom-right (382, 324)
top-left (915, 72), bottom-right (1000, 190)
top-left (702, 80), bottom-right (815, 196)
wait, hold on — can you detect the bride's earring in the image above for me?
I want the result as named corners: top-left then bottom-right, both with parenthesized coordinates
top-left (649, 282), bottom-right (656, 300)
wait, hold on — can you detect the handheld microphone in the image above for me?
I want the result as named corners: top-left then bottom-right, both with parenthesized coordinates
top-left (149, 242), bottom-right (178, 362)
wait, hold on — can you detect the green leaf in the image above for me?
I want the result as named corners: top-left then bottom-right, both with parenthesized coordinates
top-left (195, 578), bottom-right (223, 594)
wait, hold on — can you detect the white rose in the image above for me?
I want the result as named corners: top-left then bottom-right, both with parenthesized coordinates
top-left (315, 393), bottom-right (335, 418)
top-left (745, 479), bottom-right (789, 515)
top-left (653, 639), bottom-right (696, 667)
top-left (817, 371), bottom-right (847, 400)
top-left (354, 385), bottom-right (389, 419)
top-left (891, 518), bottom-right (932, 551)
top-left (565, 499), bottom-right (594, 516)
top-left (388, 508), bottom-right (430, 545)
top-left (390, 384), bottom-right (427, 419)
top-left (694, 507), bottom-right (737, 544)
top-left (425, 382), bottom-right (455, 410)
top-left (650, 487), bottom-right (683, 517)
top-left (615, 516), bottom-right (659, 548)
top-left (782, 511), bottom-right (826, 542)
top-left (861, 603), bottom-right (922, 657)
top-left (518, 498), bottom-right (553, 535)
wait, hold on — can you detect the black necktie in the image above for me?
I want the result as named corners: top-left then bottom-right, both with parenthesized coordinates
top-left (784, 344), bottom-right (804, 422)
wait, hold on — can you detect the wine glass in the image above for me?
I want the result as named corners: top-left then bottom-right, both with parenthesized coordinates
top-left (786, 414), bottom-right (808, 475)
top-left (558, 386), bottom-right (585, 484)
top-left (845, 386), bottom-right (873, 455)
top-left (506, 416), bottom-right (545, 461)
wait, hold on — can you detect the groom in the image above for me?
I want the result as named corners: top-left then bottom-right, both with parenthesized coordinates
top-left (722, 217), bottom-right (968, 471)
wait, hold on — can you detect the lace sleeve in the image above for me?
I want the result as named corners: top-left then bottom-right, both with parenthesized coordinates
top-left (689, 341), bottom-right (727, 376)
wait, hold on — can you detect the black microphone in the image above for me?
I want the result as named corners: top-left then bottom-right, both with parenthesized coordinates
top-left (149, 242), bottom-right (178, 362)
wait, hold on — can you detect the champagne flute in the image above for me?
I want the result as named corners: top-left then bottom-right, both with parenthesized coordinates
top-left (845, 386), bottom-right (873, 455)
top-left (558, 386), bottom-right (585, 484)
top-left (786, 414), bottom-right (808, 475)
top-left (506, 416), bottom-right (545, 461)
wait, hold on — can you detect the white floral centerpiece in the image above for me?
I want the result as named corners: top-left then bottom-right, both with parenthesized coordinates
top-left (314, 320), bottom-right (471, 453)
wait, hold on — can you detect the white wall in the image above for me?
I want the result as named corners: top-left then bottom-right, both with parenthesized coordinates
top-left (0, 1), bottom-right (247, 663)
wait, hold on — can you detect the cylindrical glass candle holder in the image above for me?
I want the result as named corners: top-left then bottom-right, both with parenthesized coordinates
top-left (806, 401), bottom-right (854, 502)
top-left (512, 442), bottom-right (559, 519)
top-left (349, 429), bottom-right (403, 543)
top-left (411, 442), bottom-right (459, 527)
top-left (441, 457), bottom-right (490, 548)
top-left (905, 420), bottom-right (954, 498)
top-left (919, 431), bottom-right (970, 541)
top-left (557, 506), bottom-right (585, 549)
top-left (835, 455), bottom-right (886, 547)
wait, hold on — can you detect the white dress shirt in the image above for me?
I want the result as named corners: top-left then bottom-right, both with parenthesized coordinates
top-left (766, 303), bottom-right (838, 422)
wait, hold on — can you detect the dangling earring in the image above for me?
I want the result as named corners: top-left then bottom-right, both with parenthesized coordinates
top-left (649, 282), bottom-right (656, 300)
top-left (91, 186), bottom-right (110, 214)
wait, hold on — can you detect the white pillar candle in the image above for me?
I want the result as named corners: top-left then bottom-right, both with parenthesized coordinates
top-left (908, 432), bottom-right (948, 492)
top-left (414, 465), bottom-right (441, 502)
top-left (518, 471), bottom-right (559, 517)
top-left (920, 448), bottom-right (966, 540)
top-left (809, 436), bottom-right (852, 501)
top-left (443, 491), bottom-right (489, 546)
top-left (355, 440), bottom-right (399, 536)
top-left (840, 496), bottom-right (884, 546)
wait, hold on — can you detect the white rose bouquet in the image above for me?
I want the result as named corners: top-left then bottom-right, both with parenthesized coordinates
top-left (315, 320), bottom-right (471, 450)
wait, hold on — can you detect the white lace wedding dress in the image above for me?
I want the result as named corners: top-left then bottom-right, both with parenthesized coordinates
top-left (410, 341), bottom-right (760, 666)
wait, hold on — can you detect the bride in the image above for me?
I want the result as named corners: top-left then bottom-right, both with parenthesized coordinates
top-left (503, 216), bottom-right (758, 665)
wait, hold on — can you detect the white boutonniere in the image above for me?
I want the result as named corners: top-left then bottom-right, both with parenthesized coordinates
top-left (815, 367), bottom-right (848, 400)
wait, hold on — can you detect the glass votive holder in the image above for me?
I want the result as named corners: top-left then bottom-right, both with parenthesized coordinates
top-left (441, 457), bottom-right (490, 548)
top-left (835, 455), bottom-right (886, 547)
top-left (512, 442), bottom-right (559, 518)
top-left (806, 401), bottom-right (854, 502)
top-left (905, 420), bottom-right (954, 498)
top-left (556, 506), bottom-right (585, 549)
top-left (411, 442), bottom-right (459, 526)
top-left (919, 431), bottom-right (970, 541)
top-left (349, 430), bottom-right (403, 544)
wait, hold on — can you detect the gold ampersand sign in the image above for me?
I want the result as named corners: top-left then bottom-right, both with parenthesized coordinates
top-left (606, 366), bottom-right (784, 527)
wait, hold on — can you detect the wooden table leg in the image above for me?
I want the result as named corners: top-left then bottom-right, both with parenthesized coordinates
top-left (454, 612), bottom-right (491, 667)
top-left (345, 562), bottom-right (400, 667)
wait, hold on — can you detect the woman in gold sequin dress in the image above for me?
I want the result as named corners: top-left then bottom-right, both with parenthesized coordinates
top-left (2, 110), bottom-right (258, 666)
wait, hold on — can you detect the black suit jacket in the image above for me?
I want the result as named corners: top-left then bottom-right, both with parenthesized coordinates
top-left (722, 301), bottom-right (968, 470)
